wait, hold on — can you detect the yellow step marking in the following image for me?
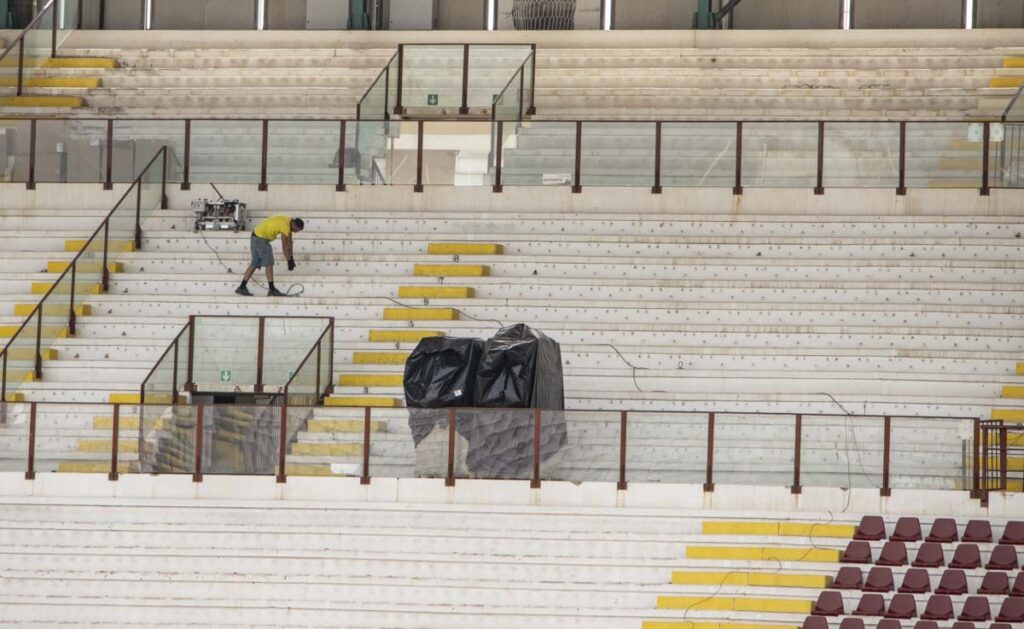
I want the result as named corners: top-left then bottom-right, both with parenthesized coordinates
top-left (704, 520), bottom-right (854, 538)
top-left (92, 415), bottom-right (145, 430)
top-left (339, 373), bottom-right (403, 387)
top-left (686, 546), bottom-right (840, 562)
top-left (4, 348), bottom-right (57, 361)
top-left (643, 623), bottom-right (799, 629)
top-left (289, 442), bottom-right (361, 456)
top-left (57, 461), bottom-right (130, 473)
top-left (0, 76), bottom-right (101, 88)
top-left (352, 351), bottom-right (410, 365)
top-left (3, 369), bottom-right (37, 382)
top-left (3, 393), bottom-right (25, 402)
top-left (284, 463), bottom-right (335, 476)
top-left (1002, 385), bottom-right (1024, 398)
top-left (64, 239), bottom-right (135, 253)
top-left (47, 261), bottom-right (123, 274)
top-left (413, 264), bottom-right (489, 277)
top-left (938, 158), bottom-right (982, 170)
top-left (987, 456), bottom-right (1024, 472)
top-left (1009, 434), bottom-right (1024, 447)
top-left (0, 324), bottom-right (68, 338)
top-left (307, 419), bottom-right (386, 433)
top-left (671, 571), bottom-right (831, 588)
top-left (78, 439), bottom-right (138, 454)
top-left (0, 96), bottom-right (84, 108)
top-left (325, 396), bottom-right (400, 408)
top-left (32, 281), bottom-right (102, 295)
top-left (427, 243), bottom-right (503, 255)
top-left (1016, 362), bottom-right (1024, 376)
top-left (109, 393), bottom-right (141, 405)
top-left (656, 596), bottom-right (812, 614)
top-left (779, 523), bottom-right (856, 538)
top-left (42, 57), bottom-right (118, 69)
top-left (14, 304), bottom-right (90, 317)
top-left (1003, 58), bottom-right (1024, 68)
top-left (369, 329), bottom-right (443, 343)
top-left (397, 286), bottom-right (475, 299)
top-left (992, 408), bottom-right (1024, 421)
top-left (383, 308), bottom-right (458, 321)
top-left (991, 77), bottom-right (1024, 88)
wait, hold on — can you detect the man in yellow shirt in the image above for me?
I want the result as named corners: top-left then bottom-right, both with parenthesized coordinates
top-left (236, 215), bottom-right (304, 297)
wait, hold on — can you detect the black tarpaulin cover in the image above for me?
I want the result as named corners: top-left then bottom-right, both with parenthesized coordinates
top-left (403, 336), bottom-right (484, 445)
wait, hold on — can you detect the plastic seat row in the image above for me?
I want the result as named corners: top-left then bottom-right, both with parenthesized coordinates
top-left (813, 591), bottom-right (1024, 622)
top-left (804, 616), bottom-right (1014, 629)
top-left (832, 566), bottom-right (1024, 596)
top-left (840, 541), bottom-right (1021, 570)
top-left (855, 517), bottom-right (1024, 545)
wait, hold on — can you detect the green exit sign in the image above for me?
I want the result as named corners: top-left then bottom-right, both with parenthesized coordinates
top-left (220, 370), bottom-right (232, 383)
top-left (427, 94), bottom-right (438, 106)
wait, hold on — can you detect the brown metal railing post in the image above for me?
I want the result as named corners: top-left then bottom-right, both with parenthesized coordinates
top-left (77, 0), bottom-right (83, 28)
top-left (527, 45), bottom-right (537, 115)
top-left (572, 121), bottom-right (582, 193)
top-left (897, 121), bottom-right (907, 196)
top-left (493, 120), bottom-right (504, 193)
top-left (881, 416), bottom-right (892, 497)
top-left (971, 417), bottom-right (980, 498)
top-left (34, 310), bottom-right (42, 380)
top-left (134, 178), bottom-right (142, 250)
top-left (617, 410), bottom-right (627, 490)
top-left (315, 343), bottom-right (322, 398)
top-left (328, 318), bottom-right (335, 395)
top-left (1, 352), bottom-right (6, 404)
top-left (704, 412), bottom-right (715, 492)
top-left (186, 315), bottom-right (195, 390)
top-left (999, 425), bottom-right (1008, 490)
top-left (337, 120), bottom-right (346, 192)
top-left (445, 408), bottom-right (456, 487)
top-left (814, 122), bottom-right (825, 195)
top-left (276, 405), bottom-right (287, 483)
top-left (101, 221), bottom-right (110, 291)
top-left (160, 147), bottom-right (167, 209)
top-left (531, 408), bottom-right (541, 489)
top-left (981, 121), bottom-right (990, 196)
top-left (51, 2), bottom-right (58, 57)
top-left (460, 44), bottom-right (470, 115)
top-left (193, 404), bottom-right (204, 482)
top-left (68, 261), bottom-right (77, 336)
top-left (981, 424), bottom-right (990, 505)
top-left (16, 39), bottom-right (25, 96)
top-left (27, 118), bottom-right (36, 190)
top-left (108, 403), bottom-right (120, 480)
top-left (361, 406), bottom-right (371, 485)
top-left (104, 119), bottom-right (113, 190)
top-left (181, 119), bottom-right (191, 190)
top-left (414, 120), bottom-right (424, 192)
top-left (652, 122), bottom-right (662, 194)
top-left (171, 341), bottom-right (179, 404)
top-left (25, 402), bottom-right (37, 480)
top-left (517, 67), bottom-right (525, 121)
top-left (733, 122), bottom-right (743, 195)
top-left (791, 414), bottom-right (802, 494)
top-left (383, 65), bottom-right (390, 119)
top-left (255, 316), bottom-right (265, 393)
top-left (394, 44), bottom-right (404, 115)
top-left (258, 120), bottom-right (269, 191)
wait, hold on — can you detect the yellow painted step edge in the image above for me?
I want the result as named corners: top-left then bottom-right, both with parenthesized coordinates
top-left (109, 393), bottom-right (141, 405)
top-left (991, 77), bottom-right (1024, 88)
top-left (4, 348), bottom-right (58, 361)
top-left (0, 324), bottom-right (68, 338)
top-left (42, 57), bottom-right (118, 69)
top-left (290, 442), bottom-right (361, 456)
top-left (14, 304), bottom-right (90, 317)
top-left (702, 521), bottom-right (855, 538)
top-left (427, 243), bottom-right (503, 255)
top-left (671, 571), bottom-right (831, 588)
top-left (339, 374), bottom-right (404, 387)
top-left (325, 396), bottom-right (400, 408)
top-left (65, 239), bottom-right (135, 253)
top-left (1002, 385), bottom-right (1024, 398)
top-left (413, 264), bottom-right (489, 277)
top-left (368, 330), bottom-right (443, 343)
top-left (32, 282), bottom-right (102, 295)
top-left (78, 439), bottom-right (139, 454)
top-left (1016, 362), bottom-right (1024, 376)
top-left (397, 286), bottom-right (475, 299)
top-left (352, 352), bottom-right (410, 365)
top-left (643, 623), bottom-right (799, 629)
top-left (3, 393), bottom-right (25, 402)
top-left (1004, 58), bottom-right (1024, 68)
top-left (656, 596), bottom-right (812, 614)
top-left (0, 76), bottom-right (101, 88)
top-left (686, 546), bottom-right (840, 562)
top-left (307, 419), bottom-right (387, 433)
top-left (0, 96), bottom-right (84, 108)
top-left (47, 261), bottom-right (123, 274)
top-left (382, 308), bottom-right (458, 321)
top-left (58, 461), bottom-right (130, 473)
top-left (992, 408), bottom-right (1024, 421)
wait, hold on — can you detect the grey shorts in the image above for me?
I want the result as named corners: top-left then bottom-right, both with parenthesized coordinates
top-left (250, 234), bottom-right (274, 269)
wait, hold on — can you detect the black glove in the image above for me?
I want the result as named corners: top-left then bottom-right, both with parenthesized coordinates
top-left (287, 257), bottom-right (296, 271)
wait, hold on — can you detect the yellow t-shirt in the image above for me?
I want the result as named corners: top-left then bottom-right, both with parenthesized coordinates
top-left (253, 215), bottom-right (292, 241)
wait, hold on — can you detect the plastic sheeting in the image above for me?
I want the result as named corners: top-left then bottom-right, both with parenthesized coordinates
top-left (404, 336), bottom-right (484, 446)
top-left (475, 323), bottom-right (565, 410)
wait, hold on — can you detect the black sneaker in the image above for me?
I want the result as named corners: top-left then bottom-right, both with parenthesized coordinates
top-left (267, 287), bottom-right (286, 297)
top-left (235, 286), bottom-right (253, 297)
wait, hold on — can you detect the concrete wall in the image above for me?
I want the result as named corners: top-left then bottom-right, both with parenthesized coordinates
top-left (732, 0), bottom-right (840, 30)
top-left (439, 0), bottom-right (486, 29)
top-left (613, 0), bottom-right (695, 30)
top-left (978, 0), bottom-right (1024, 28)
top-left (854, 0), bottom-right (963, 29)
top-left (152, 0), bottom-right (256, 30)
top-left (267, 0), bottom-right (308, 30)
top-left (101, 0), bottom-right (143, 29)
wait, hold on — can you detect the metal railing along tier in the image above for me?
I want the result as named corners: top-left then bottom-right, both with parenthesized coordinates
top-left (978, 420), bottom-right (1024, 505)
top-left (0, 0), bottom-right (82, 97)
top-left (0, 146), bottom-right (168, 403)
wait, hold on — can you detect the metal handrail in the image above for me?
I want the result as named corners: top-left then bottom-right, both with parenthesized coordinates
top-left (355, 51), bottom-right (398, 121)
top-left (0, 0), bottom-right (77, 96)
top-left (0, 146), bottom-right (167, 402)
top-left (281, 317), bottom-right (335, 405)
top-left (491, 49), bottom-right (535, 122)
top-left (1001, 82), bottom-right (1024, 122)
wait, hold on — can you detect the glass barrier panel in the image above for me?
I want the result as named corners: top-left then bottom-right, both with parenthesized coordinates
top-left (19, 4), bottom-right (54, 89)
top-left (36, 266), bottom-right (73, 382)
top-left (55, 0), bottom-right (80, 49)
top-left (714, 413), bottom-right (794, 487)
top-left (467, 45), bottom-right (531, 112)
top-left (890, 417), bottom-right (967, 491)
top-left (401, 45), bottom-right (464, 113)
top-left (383, 121), bottom-right (420, 186)
top-left (32, 402), bottom-right (81, 474)
top-left (366, 408), bottom-right (415, 479)
top-left (386, 55), bottom-right (399, 116)
top-left (263, 318), bottom-right (329, 388)
top-left (35, 119), bottom-right (107, 183)
top-left (801, 415), bottom-right (883, 489)
top-left (0, 120), bottom-right (32, 183)
top-left (742, 122), bottom-right (818, 188)
top-left (451, 408), bottom-right (536, 481)
top-left (538, 410), bottom-right (617, 483)
top-left (139, 404), bottom-right (196, 474)
top-left (501, 121), bottom-right (576, 187)
top-left (905, 122), bottom-right (979, 189)
top-left (75, 231), bottom-right (106, 308)
top-left (522, 54), bottom-right (535, 114)
top-left (202, 405), bottom-right (280, 475)
top-left (581, 122), bottom-right (655, 188)
top-left (105, 183), bottom-right (140, 260)
top-left (422, 121), bottom-right (493, 186)
top-left (191, 317), bottom-right (259, 391)
top-left (282, 405), bottom-right (333, 477)
top-left (113, 120), bottom-right (184, 183)
top-left (492, 66), bottom-right (523, 122)
top-left (175, 324), bottom-right (192, 398)
top-left (357, 61), bottom-right (388, 121)
top-left (0, 402), bottom-right (30, 472)
top-left (142, 339), bottom-right (177, 407)
top-left (351, 120), bottom-right (392, 185)
top-left (625, 411), bottom-right (706, 484)
top-left (823, 122), bottom-right (899, 188)
top-left (990, 122), bottom-right (1010, 187)
top-left (284, 343), bottom-right (320, 407)
top-left (138, 149), bottom-right (164, 224)
top-left (662, 122), bottom-right (736, 187)
top-left (268, 120), bottom-right (339, 185)
top-left (496, 0), bottom-right (600, 30)
top-left (2, 311), bottom-right (39, 402)
top-left (189, 120), bottom-right (261, 184)
top-left (319, 331), bottom-right (332, 400)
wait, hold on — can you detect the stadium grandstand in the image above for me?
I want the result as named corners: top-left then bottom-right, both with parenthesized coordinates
top-left (1, 0), bottom-right (1024, 626)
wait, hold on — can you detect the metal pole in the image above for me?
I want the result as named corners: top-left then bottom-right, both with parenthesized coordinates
top-left (328, 318), bottom-right (335, 395)
top-left (652, 122), bottom-right (662, 194)
top-left (897, 121), bottom-right (907, 196)
top-left (394, 45), bottom-right (404, 115)
top-left (258, 120), bottom-right (269, 192)
top-left (971, 417), bottom-right (980, 498)
top-left (51, 2), bottom-right (58, 57)
top-left (414, 120), bottom-right (424, 192)
top-left (34, 311), bottom-right (42, 381)
top-left (276, 405), bottom-right (287, 483)
top-left (528, 46), bottom-right (537, 115)
top-left (16, 40), bottom-right (24, 96)
top-left (704, 412), bottom-right (715, 492)
top-left (337, 120), bottom-right (346, 192)
top-left (25, 402), bottom-right (37, 480)
top-left (572, 121), bottom-right (582, 193)
top-left (108, 403), bottom-right (120, 480)
top-left (181, 119), bottom-right (191, 191)
top-left (134, 179), bottom-right (142, 250)
top-left (104, 119), bottom-right (113, 190)
top-left (814, 122), bottom-right (825, 195)
top-left (791, 414), bottom-right (802, 494)
top-left (517, 67), bottom-right (524, 122)
top-left (27, 118), bottom-right (36, 190)
top-left (881, 416), bottom-right (892, 497)
top-left (530, 408), bottom-right (541, 489)
top-left (733, 122), bottom-right (743, 195)
top-left (617, 410), bottom-right (627, 490)
top-left (460, 44), bottom-right (470, 115)
top-left (160, 147), bottom-right (167, 209)
top-left (361, 406), bottom-right (371, 485)
top-left (171, 341), bottom-right (179, 404)
top-left (981, 121), bottom-right (990, 196)
top-left (68, 262), bottom-right (77, 336)
top-left (256, 316), bottom-right (265, 393)
top-left (445, 408), bottom-right (456, 487)
top-left (193, 404), bottom-right (204, 482)
top-left (1000, 425), bottom-right (1008, 490)
top-left (493, 120), bottom-right (503, 193)
top-left (101, 221), bottom-right (109, 291)
top-left (186, 316), bottom-right (195, 390)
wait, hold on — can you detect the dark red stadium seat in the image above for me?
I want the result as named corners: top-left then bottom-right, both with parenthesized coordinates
top-left (892, 517), bottom-right (923, 542)
top-left (989, 623), bottom-right (1013, 629)
top-left (963, 520), bottom-right (993, 543)
top-left (898, 568), bottom-right (932, 594)
top-left (1013, 571), bottom-right (1024, 596)
top-left (801, 616), bottom-right (829, 629)
top-left (853, 593), bottom-right (886, 616)
top-left (959, 596), bottom-right (993, 622)
top-left (838, 619), bottom-right (865, 629)
top-left (920, 595), bottom-right (954, 621)
top-left (950, 623), bottom-right (975, 629)
top-left (911, 621), bottom-right (936, 629)
top-left (877, 541), bottom-right (909, 566)
top-left (831, 566), bottom-right (864, 590)
top-left (996, 597), bottom-right (1024, 622)
top-left (886, 593), bottom-right (918, 619)
top-left (978, 571), bottom-right (1010, 595)
top-left (950, 544), bottom-right (982, 569)
top-left (926, 518), bottom-right (959, 544)
top-left (912, 542), bottom-right (945, 568)
top-left (986, 545), bottom-right (1020, 571)
top-left (935, 569), bottom-right (968, 595)
top-left (855, 516), bottom-right (887, 541)
top-left (864, 566), bottom-right (894, 592)
top-left (841, 540), bottom-right (873, 564)
top-left (812, 591), bottom-right (844, 616)
top-left (876, 620), bottom-right (902, 629)
top-left (999, 521), bottom-right (1024, 545)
